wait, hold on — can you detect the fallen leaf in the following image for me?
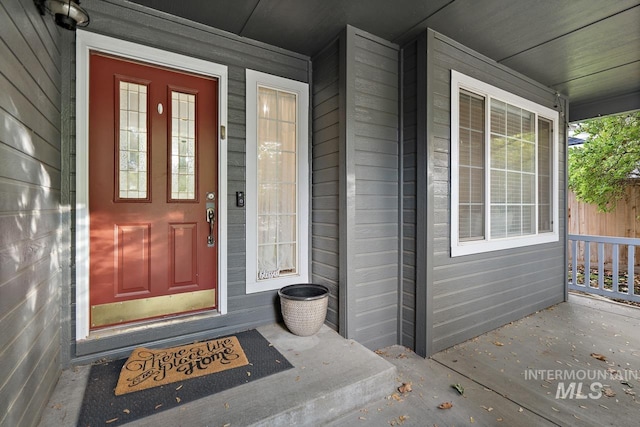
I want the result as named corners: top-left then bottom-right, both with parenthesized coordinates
top-left (496, 418), bottom-right (503, 422)
top-left (175, 384), bottom-right (183, 391)
top-left (493, 341), bottom-right (504, 346)
top-left (552, 407), bottom-right (559, 412)
top-left (390, 393), bottom-right (403, 401)
top-left (359, 416), bottom-right (367, 420)
top-left (481, 406), bottom-right (493, 412)
top-left (624, 388), bottom-right (636, 396)
top-left (438, 402), bottom-right (453, 409)
top-left (599, 404), bottom-right (609, 410)
top-left (106, 418), bottom-right (118, 424)
top-left (398, 382), bottom-right (412, 393)
top-left (295, 376), bottom-right (300, 381)
top-left (224, 402), bottom-right (230, 409)
top-left (123, 409), bottom-right (130, 414)
top-left (399, 415), bottom-right (409, 423)
top-left (452, 383), bottom-right (464, 395)
top-left (518, 407), bottom-right (523, 413)
top-left (603, 388), bottom-right (616, 397)
top-left (155, 404), bottom-right (162, 410)
top-left (470, 416), bottom-right (475, 423)
top-left (176, 397), bottom-right (181, 403)
top-left (247, 371), bottom-right (251, 376)
top-left (591, 353), bottom-right (607, 361)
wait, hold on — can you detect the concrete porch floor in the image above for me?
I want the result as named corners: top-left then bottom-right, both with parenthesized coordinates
top-left (39, 294), bottom-right (640, 426)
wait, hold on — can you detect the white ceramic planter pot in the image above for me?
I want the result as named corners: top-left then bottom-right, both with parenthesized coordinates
top-left (278, 284), bottom-right (329, 336)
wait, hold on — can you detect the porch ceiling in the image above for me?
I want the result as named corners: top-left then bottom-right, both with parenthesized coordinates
top-left (129, 0), bottom-right (640, 122)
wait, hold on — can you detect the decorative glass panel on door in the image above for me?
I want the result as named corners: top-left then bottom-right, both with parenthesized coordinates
top-left (117, 81), bottom-right (148, 199)
top-left (170, 91), bottom-right (196, 200)
top-left (257, 86), bottom-right (297, 280)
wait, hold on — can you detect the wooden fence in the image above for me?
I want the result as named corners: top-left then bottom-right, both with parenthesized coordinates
top-left (568, 182), bottom-right (640, 268)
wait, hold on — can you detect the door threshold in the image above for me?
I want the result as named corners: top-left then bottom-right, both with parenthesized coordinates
top-left (85, 309), bottom-right (220, 341)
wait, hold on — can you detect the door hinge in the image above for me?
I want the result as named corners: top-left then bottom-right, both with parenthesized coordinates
top-left (220, 125), bottom-right (226, 140)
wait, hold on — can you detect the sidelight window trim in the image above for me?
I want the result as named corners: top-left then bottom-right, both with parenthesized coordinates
top-left (245, 69), bottom-right (310, 293)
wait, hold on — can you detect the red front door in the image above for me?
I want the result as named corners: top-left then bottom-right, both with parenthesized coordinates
top-left (88, 52), bottom-right (218, 329)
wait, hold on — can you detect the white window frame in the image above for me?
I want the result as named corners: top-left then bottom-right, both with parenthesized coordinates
top-left (451, 70), bottom-right (559, 257)
top-left (245, 70), bottom-right (310, 293)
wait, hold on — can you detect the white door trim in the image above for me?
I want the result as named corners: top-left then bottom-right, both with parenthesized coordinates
top-left (75, 30), bottom-right (228, 340)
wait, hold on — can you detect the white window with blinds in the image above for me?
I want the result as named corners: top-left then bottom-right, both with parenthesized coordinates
top-left (245, 70), bottom-right (309, 293)
top-left (451, 71), bottom-right (559, 257)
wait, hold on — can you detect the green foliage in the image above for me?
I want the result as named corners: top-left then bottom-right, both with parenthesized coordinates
top-left (568, 112), bottom-right (640, 212)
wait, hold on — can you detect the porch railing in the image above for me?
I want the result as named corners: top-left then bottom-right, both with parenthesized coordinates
top-left (568, 234), bottom-right (640, 303)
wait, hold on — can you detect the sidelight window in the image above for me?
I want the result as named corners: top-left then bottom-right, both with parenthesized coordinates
top-left (245, 70), bottom-right (309, 293)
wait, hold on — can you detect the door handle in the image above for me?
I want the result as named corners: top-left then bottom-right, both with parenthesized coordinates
top-left (206, 207), bottom-right (215, 247)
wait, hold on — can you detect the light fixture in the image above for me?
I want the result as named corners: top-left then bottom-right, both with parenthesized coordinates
top-left (34, 0), bottom-right (90, 31)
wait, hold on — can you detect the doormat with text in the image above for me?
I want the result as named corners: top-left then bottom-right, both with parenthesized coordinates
top-left (77, 329), bottom-right (292, 426)
top-left (115, 335), bottom-right (249, 395)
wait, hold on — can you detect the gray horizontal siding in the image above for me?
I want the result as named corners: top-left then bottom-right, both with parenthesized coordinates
top-left (312, 40), bottom-right (341, 330)
top-left (66, 0), bottom-right (311, 361)
top-left (349, 28), bottom-right (399, 350)
top-left (0, 0), bottom-right (63, 426)
top-left (425, 29), bottom-right (566, 355)
top-left (85, 0), bottom-right (309, 82)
